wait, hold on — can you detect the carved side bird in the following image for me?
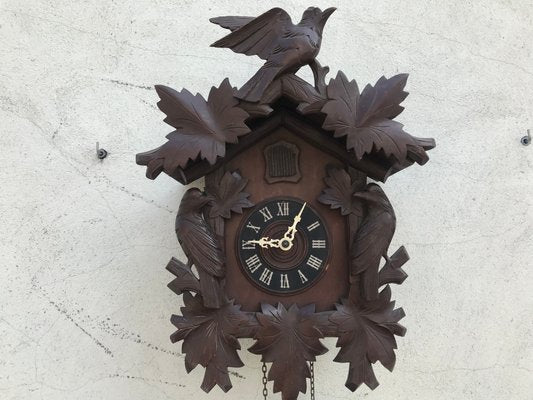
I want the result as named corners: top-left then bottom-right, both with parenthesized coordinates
top-left (351, 184), bottom-right (396, 301)
top-left (210, 6), bottom-right (336, 102)
top-left (175, 188), bottom-right (225, 308)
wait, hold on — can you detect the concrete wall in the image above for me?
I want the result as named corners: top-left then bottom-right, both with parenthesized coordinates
top-left (1, 1), bottom-right (532, 399)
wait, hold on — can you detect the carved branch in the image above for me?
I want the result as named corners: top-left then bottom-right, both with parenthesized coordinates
top-left (166, 257), bottom-right (200, 295)
top-left (309, 59), bottom-right (330, 95)
top-left (379, 246), bottom-right (409, 286)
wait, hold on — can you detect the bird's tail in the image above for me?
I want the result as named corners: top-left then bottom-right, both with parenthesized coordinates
top-left (235, 63), bottom-right (282, 102)
top-left (199, 273), bottom-right (225, 308)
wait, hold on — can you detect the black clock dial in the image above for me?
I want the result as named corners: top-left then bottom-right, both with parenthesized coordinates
top-left (237, 198), bottom-right (329, 294)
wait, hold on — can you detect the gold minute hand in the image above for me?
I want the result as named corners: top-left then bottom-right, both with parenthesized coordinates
top-left (282, 202), bottom-right (307, 244)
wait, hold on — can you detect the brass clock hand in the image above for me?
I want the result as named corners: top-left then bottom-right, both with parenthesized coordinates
top-left (244, 237), bottom-right (281, 249)
top-left (279, 202), bottom-right (307, 251)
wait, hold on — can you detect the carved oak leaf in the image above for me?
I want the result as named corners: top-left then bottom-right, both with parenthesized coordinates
top-left (330, 286), bottom-right (406, 392)
top-left (207, 171), bottom-right (254, 219)
top-left (321, 71), bottom-right (431, 165)
top-left (136, 78), bottom-right (250, 179)
top-left (170, 293), bottom-right (250, 393)
top-left (318, 167), bottom-right (363, 216)
top-left (249, 303), bottom-right (327, 400)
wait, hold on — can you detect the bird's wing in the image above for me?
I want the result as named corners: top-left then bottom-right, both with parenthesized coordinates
top-left (351, 216), bottom-right (393, 275)
top-left (210, 7), bottom-right (293, 60)
top-left (210, 16), bottom-right (255, 32)
top-left (177, 216), bottom-right (224, 278)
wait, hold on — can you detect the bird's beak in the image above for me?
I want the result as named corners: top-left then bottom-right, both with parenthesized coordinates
top-left (320, 7), bottom-right (337, 24)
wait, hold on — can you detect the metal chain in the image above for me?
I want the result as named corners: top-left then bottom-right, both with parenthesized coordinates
top-left (310, 361), bottom-right (315, 400)
top-left (262, 362), bottom-right (268, 400)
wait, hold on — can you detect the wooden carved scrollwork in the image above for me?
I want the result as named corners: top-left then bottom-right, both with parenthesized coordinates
top-left (166, 168), bottom-right (410, 399)
top-left (136, 6), bottom-right (435, 400)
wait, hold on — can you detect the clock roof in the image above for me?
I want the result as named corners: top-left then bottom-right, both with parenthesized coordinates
top-left (136, 66), bottom-right (435, 185)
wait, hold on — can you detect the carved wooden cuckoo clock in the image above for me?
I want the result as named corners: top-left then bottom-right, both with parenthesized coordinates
top-left (136, 6), bottom-right (435, 400)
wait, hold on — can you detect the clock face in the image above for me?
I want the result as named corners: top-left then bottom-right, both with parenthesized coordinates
top-left (237, 198), bottom-right (330, 294)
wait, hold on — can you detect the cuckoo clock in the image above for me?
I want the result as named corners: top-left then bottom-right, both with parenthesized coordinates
top-left (136, 6), bottom-right (435, 400)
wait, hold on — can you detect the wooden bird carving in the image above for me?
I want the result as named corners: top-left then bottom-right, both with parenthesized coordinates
top-left (350, 183), bottom-right (396, 301)
top-left (210, 6), bottom-right (336, 102)
top-left (175, 188), bottom-right (225, 308)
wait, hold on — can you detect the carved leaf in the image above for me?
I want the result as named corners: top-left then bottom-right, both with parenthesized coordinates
top-left (330, 286), bottom-right (406, 392)
top-left (249, 303), bottom-right (327, 400)
top-left (318, 167), bottom-right (363, 216)
top-left (207, 171), bottom-right (254, 219)
top-left (136, 78), bottom-right (250, 179)
top-left (321, 71), bottom-right (431, 164)
top-left (170, 293), bottom-right (250, 393)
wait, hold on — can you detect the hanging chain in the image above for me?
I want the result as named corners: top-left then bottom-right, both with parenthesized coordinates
top-left (310, 361), bottom-right (315, 400)
top-left (262, 362), bottom-right (268, 400)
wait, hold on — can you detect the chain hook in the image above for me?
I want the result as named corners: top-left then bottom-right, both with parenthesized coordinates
top-left (96, 142), bottom-right (108, 159)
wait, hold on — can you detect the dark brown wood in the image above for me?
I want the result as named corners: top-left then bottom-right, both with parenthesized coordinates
top-left (318, 167), bottom-right (364, 216)
top-left (166, 257), bottom-right (200, 295)
top-left (136, 79), bottom-right (250, 180)
top-left (135, 6), bottom-right (436, 400)
top-left (206, 170), bottom-right (254, 219)
top-left (175, 189), bottom-right (225, 308)
top-left (211, 7), bottom-right (336, 102)
top-left (170, 293), bottom-right (253, 393)
top-left (264, 141), bottom-right (301, 183)
top-left (223, 127), bottom-right (349, 312)
top-left (379, 246), bottom-right (409, 286)
top-left (329, 286), bottom-right (406, 392)
top-left (350, 183), bottom-right (396, 302)
top-left (249, 303), bottom-right (328, 400)
top-left (321, 71), bottom-right (434, 165)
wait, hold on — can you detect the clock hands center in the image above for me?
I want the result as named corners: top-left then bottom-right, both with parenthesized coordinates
top-left (245, 202), bottom-right (307, 251)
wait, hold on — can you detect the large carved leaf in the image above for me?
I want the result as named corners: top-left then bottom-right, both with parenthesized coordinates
top-left (207, 171), bottom-right (254, 219)
top-left (330, 286), bottom-right (406, 392)
top-left (170, 293), bottom-right (250, 393)
top-left (321, 71), bottom-right (432, 165)
top-left (136, 78), bottom-right (250, 179)
top-left (318, 167), bottom-right (363, 216)
top-left (249, 303), bottom-right (327, 400)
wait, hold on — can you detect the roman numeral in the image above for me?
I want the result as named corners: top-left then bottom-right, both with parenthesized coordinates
top-left (312, 240), bottom-right (326, 249)
top-left (307, 221), bottom-right (320, 231)
top-left (280, 273), bottom-right (290, 289)
top-left (306, 255), bottom-right (323, 270)
top-left (259, 206), bottom-right (273, 222)
top-left (242, 240), bottom-right (256, 250)
top-left (259, 268), bottom-right (273, 285)
top-left (245, 254), bottom-right (262, 273)
top-left (298, 270), bottom-right (308, 284)
top-left (277, 202), bottom-right (289, 216)
top-left (246, 221), bottom-right (260, 233)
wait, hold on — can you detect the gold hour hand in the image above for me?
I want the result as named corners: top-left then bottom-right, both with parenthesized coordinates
top-left (245, 237), bottom-right (280, 249)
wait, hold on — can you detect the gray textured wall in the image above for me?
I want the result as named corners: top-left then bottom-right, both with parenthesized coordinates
top-left (1, 1), bottom-right (532, 399)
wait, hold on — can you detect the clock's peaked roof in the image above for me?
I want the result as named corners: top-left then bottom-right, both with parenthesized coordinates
top-left (136, 66), bottom-right (435, 185)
